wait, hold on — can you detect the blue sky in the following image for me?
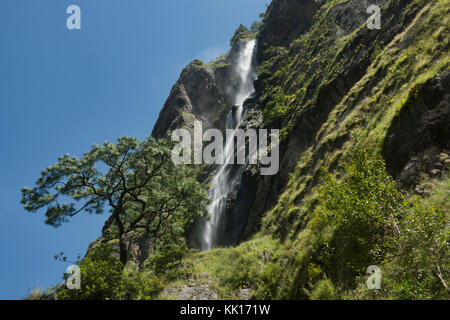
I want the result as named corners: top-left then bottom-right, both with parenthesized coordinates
top-left (0, 0), bottom-right (269, 299)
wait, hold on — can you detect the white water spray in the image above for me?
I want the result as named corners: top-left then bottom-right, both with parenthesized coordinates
top-left (201, 39), bottom-right (257, 251)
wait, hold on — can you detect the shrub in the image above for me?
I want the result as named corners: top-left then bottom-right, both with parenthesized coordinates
top-left (317, 150), bottom-right (449, 298)
top-left (386, 202), bottom-right (449, 299)
top-left (319, 150), bottom-right (404, 280)
top-left (148, 242), bottom-right (189, 277)
top-left (309, 279), bottom-right (337, 300)
top-left (251, 259), bottom-right (283, 299)
top-left (57, 244), bottom-right (163, 300)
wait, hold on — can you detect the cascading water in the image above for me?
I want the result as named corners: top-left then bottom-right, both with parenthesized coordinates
top-left (201, 39), bottom-right (257, 251)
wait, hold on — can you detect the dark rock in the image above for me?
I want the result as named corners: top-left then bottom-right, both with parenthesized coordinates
top-left (383, 70), bottom-right (450, 188)
top-left (257, 0), bottom-right (322, 62)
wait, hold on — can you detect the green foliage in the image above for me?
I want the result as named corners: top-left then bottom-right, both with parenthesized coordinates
top-left (230, 24), bottom-right (255, 48)
top-left (206, 54), bottom-right (230, 69)
top-left (397, 82), bottom-right (423, 113)
top-left (250, 21), bottom-right (264, 34)
top-left (58, 245), bottom-right (124, 300)
top-left (163, 237), bottom-right (279, 299)
top-left (261, 86), bottom-right (293, 123)
top-left (319, 150), bottom-right (404, 277)
top-left (21, 136), bottom-right (208, 264)
top-left (345, 193), bottom-right (449, 300)
top-left (250, 260), bottom-right (283, 299)
top-left (308, 279), bottom-right (337, 300)
top-left (317, 151), bottom-right (449, 298)
top-left (383, 201), bottom-right (449, 299)
top-left (57, 244), bottom-right (163, 300)
top-left (370, 44), bottom-right (383, 62)
top-left (148, 241), bottom-right (189, 277)
top-left (22, 136), bottom-right (206, 228)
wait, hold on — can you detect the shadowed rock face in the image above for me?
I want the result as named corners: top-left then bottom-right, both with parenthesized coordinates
top-left (257, 0), bottom-right (321, 61)
top-left (383, 70), bottom-right (450, 189)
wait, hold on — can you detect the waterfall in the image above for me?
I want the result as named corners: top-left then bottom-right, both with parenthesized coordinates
top-left (201, 39), bottom-right (257, 251)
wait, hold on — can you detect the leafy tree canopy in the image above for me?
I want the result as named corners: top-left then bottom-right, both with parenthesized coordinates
top-left (21, 136), bottom-right (208, 264)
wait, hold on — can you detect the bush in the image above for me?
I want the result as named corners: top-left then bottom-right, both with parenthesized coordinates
top-left (309, 279), bottom-right (337, 300)
top-left (148, 242), bottom-right (189, 277)
top-left (317, 150), bottom-right (449, 299)
top-left (250, 256), bottom-right (283, 299)
top-left (57, 244), bottom-right (163, 300)
top-left (319, 150), bottom-right (404, 279)
top-left (385, 202), bottom-right (449, 299)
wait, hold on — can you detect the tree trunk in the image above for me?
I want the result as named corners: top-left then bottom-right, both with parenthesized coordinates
top-left (433, 264), bottom-right (448, 290)
top-left (119, 234), bottom-right (128, 266)
top-left (112, 205), bottom-right (128, 266)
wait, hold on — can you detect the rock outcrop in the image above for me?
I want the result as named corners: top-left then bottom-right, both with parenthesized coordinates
top-left (152, 26), bottom-right (258, 139)
top-left (151, 60), bottom-right (229, 139)
top-left (90, 0), bottom-right (449, 299)
top-left (160, 283), bottom-right (218, 300)
top-left (151, 0), bottom-right (448, 249)
top-left (384, 70), bottom-right (450, 189)
top-left (257, 0), bottom-right (321, 61)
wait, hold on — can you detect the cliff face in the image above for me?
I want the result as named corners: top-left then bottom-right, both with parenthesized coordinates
top-left (151, 60), bottom-right (229, 139)
top-left (95, 0), bottom-right (449, 299)
top-left (157, 0), bottom-right (448, 241)
top-left (233, 0), bottom-right (399, 240)
top-left (237, 0), bottom-right (450, 242)
top-left (257, 0), bottom-right (321, 61)
top-left (383, 70), bottom-right (450, 189)
top-left (152, 27), bottom-right (257, 139)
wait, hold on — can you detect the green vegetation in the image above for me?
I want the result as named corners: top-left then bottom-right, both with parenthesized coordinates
top-left (158, 0), bottom-right (450, 300)
top-left (250, 21), bottom-right (264, 34)
top-left (57, 244), bottom-right (164, 300)
top-left (307, 279), bottom-right (337, 300)
top-left (318, 151), bottom-right (404, 279)
top-left (147, 241), bottom-right (190, 279)
top-left (168, 151), bottom-right (448, 300)
top-left (22, 136), bottom-right (207, 265)
top-left (25, 0), bottom-right (450, 300)
top-left (317, 151), bottom-right (448, 298)
top-left (22, 136), bottom-right (208, 299)
top-left (205, 54), bottom-right (230, 70)
top-left (203, 237), bottom-right (280, 299)
top-left (158, 236), bottom-right (280, 299)
top-left (230, 24), bottom-right (255, 48)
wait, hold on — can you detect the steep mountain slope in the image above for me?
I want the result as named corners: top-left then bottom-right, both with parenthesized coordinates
top-left (86, 0), bottom-right (449, 300)
top-left (154, 0), bottom-right (449, 300)
top-left (152, 26), bottom-right (257, 138)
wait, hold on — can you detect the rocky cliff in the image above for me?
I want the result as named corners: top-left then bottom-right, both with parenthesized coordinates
top-left (96, 0), bottom-right (449, 300)
top-left (152, 26), bottom-right (257, 138)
